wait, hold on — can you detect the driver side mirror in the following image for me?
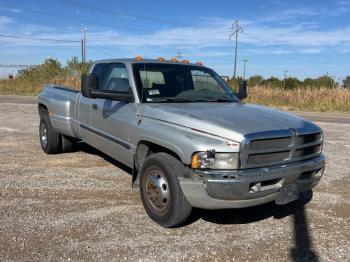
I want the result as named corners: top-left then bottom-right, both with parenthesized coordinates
top-left (81, 73), bottom-right (97, 98)
top-left (238, 80), bottom-right (248, 100)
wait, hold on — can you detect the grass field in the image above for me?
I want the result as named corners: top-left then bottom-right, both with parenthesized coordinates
top-left (1, 77), bottom-right (349, 112)
top-left (247, 86), bottom-right (350, 112)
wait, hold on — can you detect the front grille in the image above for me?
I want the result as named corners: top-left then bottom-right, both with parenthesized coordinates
top-left (294, 145), bottom-right (322, 158)
top-left (297, 133), bottom-right (322, 145)
top-left (243, 131), bottom-right (322, 168)
top-left (250, 137), bottom-right (292, 150)
top-left (248, 151), bottom-right (290, 165)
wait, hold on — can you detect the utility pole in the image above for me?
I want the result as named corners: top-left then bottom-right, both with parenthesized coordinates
top-left (81, 28), bottom-right (87, 63)
top-left (175, 51), bottom-right (183, 60)
top-left (230, 20), bottom-right (242, 79)
top-left (242, 59), bottom-right (248, 79)
top-left (283, 70), bottom-right (288, 89)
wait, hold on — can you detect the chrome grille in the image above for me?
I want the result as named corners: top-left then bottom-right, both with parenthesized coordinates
top-left (248, 151), bottom-right (290, 165)
top-left (243, 131), bottom-right (322, 168)
top-left (249, 137), bottom-right (292, 150)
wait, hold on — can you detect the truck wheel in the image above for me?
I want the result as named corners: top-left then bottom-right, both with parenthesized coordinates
top-left (139, 153), bottom-right (192, 228)
top-left (39, 116), bottom-right (60, 154)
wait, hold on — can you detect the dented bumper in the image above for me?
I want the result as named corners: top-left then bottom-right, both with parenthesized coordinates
top-left (179, 153), bottom-right (325, 209)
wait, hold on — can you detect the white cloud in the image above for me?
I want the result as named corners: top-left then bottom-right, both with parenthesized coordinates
top-left (0, 9), bottom-right (349, 58)
top-left (0, 15), bottom-right (14, 25)
top-left (0, 7), bottom-right (21, 13)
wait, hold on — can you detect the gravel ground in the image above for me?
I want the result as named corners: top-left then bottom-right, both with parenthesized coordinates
top-left (0, 102), bottom-right (349, 261)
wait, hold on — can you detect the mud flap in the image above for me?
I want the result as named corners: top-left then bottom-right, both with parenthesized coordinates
top-left (275, 184), bottom-right (299, 205)
top-left (132, 154), bottom-right (139, 189)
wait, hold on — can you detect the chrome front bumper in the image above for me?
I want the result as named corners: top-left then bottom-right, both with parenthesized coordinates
top-left (179, 153), bottom-right (325, 209)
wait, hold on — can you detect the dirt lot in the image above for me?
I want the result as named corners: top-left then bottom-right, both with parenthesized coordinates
top-left (0, 102), bottom-right (349, 261)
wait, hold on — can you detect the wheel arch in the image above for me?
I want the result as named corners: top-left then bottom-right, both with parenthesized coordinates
top-left (132, 139), bottom-right (188, 188)
top-left (38, 103), bottom-right (49, 117)
top-left (135, 140), bottom-right (186, 169)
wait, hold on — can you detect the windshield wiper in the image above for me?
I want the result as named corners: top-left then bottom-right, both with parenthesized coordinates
top-left (197, 96), bottom-right (236, 102)
top-left (146, 97), bottom-right (235, 103)
top-left (208, 98), bottom-right (236, 102)
top-left (146, 97), bottom-right (193, 103)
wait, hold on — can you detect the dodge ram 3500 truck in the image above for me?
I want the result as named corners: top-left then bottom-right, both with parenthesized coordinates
top-left (38, 57), bottom-right (325, 227)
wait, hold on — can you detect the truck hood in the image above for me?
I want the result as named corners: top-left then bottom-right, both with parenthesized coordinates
top-left (141, 102), bottom-right (321, 142)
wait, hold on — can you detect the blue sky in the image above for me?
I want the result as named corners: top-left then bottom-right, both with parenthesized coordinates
top-left (0, 0), bottom-right (350, 80)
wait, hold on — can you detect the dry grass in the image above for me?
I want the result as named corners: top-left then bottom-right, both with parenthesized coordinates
top-left (1, 78), bottom-right (349, 112)
top-left (247, 86), bottom-right (350, 112)
top-left (0, 77), bottom-right (80, 96)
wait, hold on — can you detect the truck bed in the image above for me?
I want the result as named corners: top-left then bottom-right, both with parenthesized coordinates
top-left (38, 85), bottom-right (81, 138)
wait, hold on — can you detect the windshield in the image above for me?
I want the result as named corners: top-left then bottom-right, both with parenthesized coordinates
top-left (133, 63), bottom-right (238, 103)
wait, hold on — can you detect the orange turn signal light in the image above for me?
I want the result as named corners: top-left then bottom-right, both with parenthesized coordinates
top-left (191, 153), bottom-right (200, 169)
top-left (182, 59), bottom-right (190, 64)
top-left (170, 57), bottom-right (178, 62)
top-left (157, 57), bottom-right (165, 62)
top-left (135, 56), bottom-right (143, 61)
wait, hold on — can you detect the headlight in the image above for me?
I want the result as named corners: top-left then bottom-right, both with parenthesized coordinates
top-left (191, 151), bottom-right (239, 169)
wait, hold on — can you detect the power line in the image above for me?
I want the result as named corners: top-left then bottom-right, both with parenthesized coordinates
top-left (89, 45), bottom-right (116, 57)
top-left (22, 7), bottom-right (157, 34)
top-left (57, 0), bottom-right (215, 29)
top-left (1, 3), bottom-right (232, 45)
top-left (0, 34), bottom-right (80, 43)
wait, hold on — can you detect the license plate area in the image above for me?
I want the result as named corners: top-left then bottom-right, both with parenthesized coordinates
top-left (275, 184), bottom-right (299, 205)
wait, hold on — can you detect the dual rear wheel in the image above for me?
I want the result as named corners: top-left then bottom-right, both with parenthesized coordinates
top-left (39, 116), bottom-right (73, 154)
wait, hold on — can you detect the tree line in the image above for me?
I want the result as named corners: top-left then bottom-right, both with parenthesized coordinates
top-left (16, 56), bottom-right (92, 82)
top-left (230, 75), bottom-right (350, 89)
top-left (13, 56), bottom-right (350, 89)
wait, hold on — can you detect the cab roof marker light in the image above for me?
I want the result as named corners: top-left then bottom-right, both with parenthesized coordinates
top-left (157, 57), bottom-right (165, 62)
top-left (182, 59), bottom-right (190, 64)
top-left (170, 57), bottom-right (178, 62)
top-left (195, 62), bottom-right (203, 66)
top-left (135, 56), bottom-right (143, 61)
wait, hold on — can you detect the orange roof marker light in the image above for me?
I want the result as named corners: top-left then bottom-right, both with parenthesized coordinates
top-left (182, 59), bottom-right (190, 64)
top-left (157, 57), bottom-right (165, 62)
top-left (135, 55), bottom-right (143, 61)
top-left (195, 61), bottom-right (203, 66)
top-left (170, 57), bottom-right (178, 62)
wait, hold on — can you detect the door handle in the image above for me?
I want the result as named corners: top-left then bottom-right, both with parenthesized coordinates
top-left (92, 104), bottom-right (98, 110)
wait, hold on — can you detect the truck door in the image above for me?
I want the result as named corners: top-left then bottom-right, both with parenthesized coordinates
top-left (86, 63), bottom-right (137, 167)
top-left (77, 63), bottom-right (109, 144)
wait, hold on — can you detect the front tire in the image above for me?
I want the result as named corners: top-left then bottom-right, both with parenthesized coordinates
top-left (139, 153), bottom-right (192, 228)
top-left (39, 116), bottom-right (60, 154)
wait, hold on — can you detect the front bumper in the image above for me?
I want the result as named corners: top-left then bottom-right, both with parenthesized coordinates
top-left (179, 153), bottom-right (325, 209)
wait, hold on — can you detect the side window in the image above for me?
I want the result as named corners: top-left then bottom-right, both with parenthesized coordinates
top-left (101, 63), bottom-right (130, 93)
top-left (91, 63), bottom-right (109, 88)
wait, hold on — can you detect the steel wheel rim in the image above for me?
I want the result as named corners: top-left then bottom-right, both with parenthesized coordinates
top-left (144, 169), bottom-right (170, 213)
top-left (40, 123), bottom-right (48, 148)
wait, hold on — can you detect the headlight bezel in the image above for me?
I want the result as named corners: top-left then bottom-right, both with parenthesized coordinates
top-left (191, 151), bottom-right (240, 170)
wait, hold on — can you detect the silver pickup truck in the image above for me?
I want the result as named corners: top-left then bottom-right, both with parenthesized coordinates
top-left (38, 57), bottom-right (325, 227)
